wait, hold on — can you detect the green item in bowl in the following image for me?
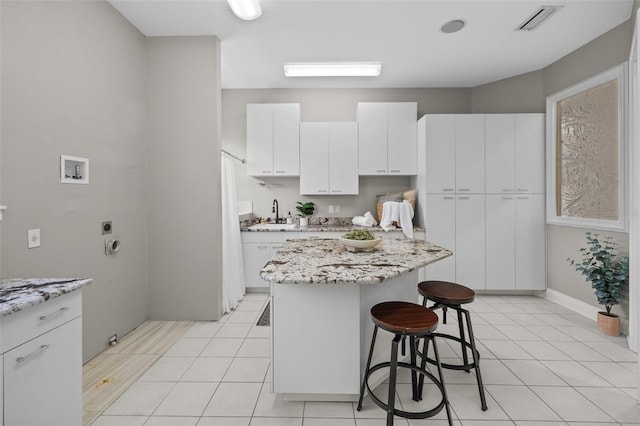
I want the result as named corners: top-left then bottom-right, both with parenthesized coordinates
top-left (342, 229), bottom-right (375, 241)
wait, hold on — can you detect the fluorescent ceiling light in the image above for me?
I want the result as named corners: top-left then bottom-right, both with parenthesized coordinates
top-left (227, 0), bottom-right (262, 20)
top-left (283, 62), bottom-right (382, 77)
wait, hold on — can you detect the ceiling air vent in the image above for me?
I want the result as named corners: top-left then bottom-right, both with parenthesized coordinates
top-left (517, 5), bottom-right (563, 31)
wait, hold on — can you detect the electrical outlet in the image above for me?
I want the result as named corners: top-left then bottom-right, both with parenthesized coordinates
top-left (328, 205), bottom-right (334, 213)
top-left (28, 229), bottom-right (40, 249)
top-left (335, 205), bottom-right (341, 213)
top-left (108, 333), bottom-right (118, 346)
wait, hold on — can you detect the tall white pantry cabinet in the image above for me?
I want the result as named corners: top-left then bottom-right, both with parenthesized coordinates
top-left (417, 113), bottom-right (546, 291)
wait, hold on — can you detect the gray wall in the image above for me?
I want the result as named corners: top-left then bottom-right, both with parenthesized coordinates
top-left (0, 1), bottom-right (149, 361)
top-left (222, 88), bottom-right (470, 219)
top-left (147, 37), bottom-right (222, 321)
top-left (471, 16), bottom-right (635, 320)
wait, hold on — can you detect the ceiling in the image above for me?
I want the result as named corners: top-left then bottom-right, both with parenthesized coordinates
top-left (108, 0), bottom-right (634, 89)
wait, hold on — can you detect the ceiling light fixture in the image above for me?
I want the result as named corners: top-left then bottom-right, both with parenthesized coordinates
top-left (226, 0), bottom-right (262, 21)
top-left (283, 62), bottom-right (382, 77)
top-left (441, 19), bottom-right (466, 34)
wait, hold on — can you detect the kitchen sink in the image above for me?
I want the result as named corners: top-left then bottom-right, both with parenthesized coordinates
top-left (247, 223), bottom-right (298, 231)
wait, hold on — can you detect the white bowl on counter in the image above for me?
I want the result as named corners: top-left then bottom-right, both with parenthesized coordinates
top-left (338, 237), bottom-right (382, 252)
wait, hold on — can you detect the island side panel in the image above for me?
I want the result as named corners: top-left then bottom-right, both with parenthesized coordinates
top-left (359, 269), bottom-right (420, 389)
top-left (272, 283), bottom-right (361, 396)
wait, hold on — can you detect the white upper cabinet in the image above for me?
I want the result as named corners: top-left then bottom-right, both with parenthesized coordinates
top-left (328, 122), bottom-right (359, 194)
top-left (300, 122), bottom-right (358, 195)
top-left (485, 113), bottom-right (545, 194)
top-left (387, 102), bottom-right (418, 175)
top-left (485, 114), bottom-right (516, 193)
top-left (424, 115), bottom-right (456, 193)
top-left (455, 114), bottom-right (485, 193)
top-left (358, 102), bottom-right (417, 175)
top-left (247, 103), bottom-right (300, 176)
top-left (515, 113), bottom-right (545, 193)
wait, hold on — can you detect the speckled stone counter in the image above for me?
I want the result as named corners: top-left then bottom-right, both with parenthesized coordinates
top-left (0, 278), bottom-right (92, 316)
top-left (261, 238), bottom-right (451, 285)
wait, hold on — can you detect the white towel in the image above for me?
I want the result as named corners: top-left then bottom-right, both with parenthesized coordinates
top-left (364, 211), bottom-right (378, 226)
top-left (380, 201), bottom-right (414, 239)
top-left (352, 216), bottom-right (373, 227)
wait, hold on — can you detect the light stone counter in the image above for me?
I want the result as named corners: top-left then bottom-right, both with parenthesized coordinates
top-left (0, 278), bottom-right (92, 316)
top-left (260, 238), bottom-right (451, 284)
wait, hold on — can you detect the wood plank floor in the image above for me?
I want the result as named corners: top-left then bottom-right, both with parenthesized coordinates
top-left (83, 321), bottom-right (194, 426)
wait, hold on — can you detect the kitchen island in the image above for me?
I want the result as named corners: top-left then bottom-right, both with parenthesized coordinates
top-left (260, 238), bottom-right (451, 401)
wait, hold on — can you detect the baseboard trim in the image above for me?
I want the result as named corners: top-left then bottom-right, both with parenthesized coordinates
top-left (544, 288), bottom-right (599, 322)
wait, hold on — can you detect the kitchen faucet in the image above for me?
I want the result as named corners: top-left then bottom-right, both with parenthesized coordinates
top-left (272, 199), bottom-right (279, 223)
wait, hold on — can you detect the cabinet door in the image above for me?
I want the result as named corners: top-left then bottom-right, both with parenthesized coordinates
top-left (247, 104), bottom-right (274, 176)
top-left (4, 318), bottom-right (82, 426)
top-left (424, 194), bottom-right (456, 282)
top-left (329, 122), bottom-right (359, 195)
top-left (300, 123), bottom-right (329, 195)
top-left (358, 103), bottom-right (388, 175)
top-left (515, 194), bottom-right (546, 290)
top-left (273, 104), bottom-right (300, 176)
top-left (455, 115), bottom-right (485, 193)
top-left (387, 102), bottom-right (417, 175)
top-left (516, 114), bottom-right (545, 194)
top-left (242, 243), bottom-right (272, 288)
top-left (485, 114), bottom-right (515, 193)
top-left (425, 115), bottom-right (456, 193)
top-left (485, 195), bottom-right (516, 290)
top-left (455, 195), bottom-right (485, 290)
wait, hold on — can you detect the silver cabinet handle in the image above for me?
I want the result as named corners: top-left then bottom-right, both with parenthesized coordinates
top-left (458, 188), bottom-right (470, 191)
top-left (518, 197), bottom-right (529, 200)
top-left (443, 197), bottom-right (454, 200)
top-left (275, 170), bottom-right (286, 174)
top-left (389, 170), bottom-right (400, 173)
top-left (502, 197), bottom-right (514, 200)
top-left (331, 190), bottom-right (342, 193)
top-left (443, 188), bottom-right (454, 192)
top-left (502, 189), bottom-right (513, 192)
top-left (317, 189), bottom-right (328, 193)
top-left (517, 188), bottom-right (529, 192)
top-left (261, 170), bottom-right (271, 174)
top-left (40, 307), bottom-right (69, 321)
top-left (257, 245), bottom-right (268, 249)
top-left (376, 169), bottom-right (386, 173)
top-left (458, 196), bottom-right (470, 200)
top-left (17, 345), bottom-right (50, 363)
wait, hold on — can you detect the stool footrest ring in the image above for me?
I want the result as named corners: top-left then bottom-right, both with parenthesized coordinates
top-left (418, 332), bottom-right (480, 371)
top-left (362, 361), bottom-right (446, 420)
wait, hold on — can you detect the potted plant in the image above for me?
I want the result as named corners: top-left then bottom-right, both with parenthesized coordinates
top-left (567, 232), bottom-right (629, 336)
top-left (296, 201), bottom-right (315, 228)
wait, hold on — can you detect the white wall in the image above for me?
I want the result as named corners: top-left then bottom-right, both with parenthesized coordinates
top-left (147, 37), bottom-right (223, 320)
top-left (0, 0), bottom-right (149, 361)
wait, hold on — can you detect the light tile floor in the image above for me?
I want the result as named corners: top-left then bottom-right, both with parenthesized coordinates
top-left (87, 293), bottom-right (640, 425)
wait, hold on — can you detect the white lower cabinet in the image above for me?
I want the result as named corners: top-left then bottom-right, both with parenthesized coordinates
top-left (485, 194), bottom-right (545, 290)
top-left (4, 318), bottom-right (82, 426)
top-left (424, 195), bottom-right (456, 282)
top-left (1, 290), bottom-right (83, 426)
top-left (455, 195), bottom-right (486, 290)
top-left (242, 233), bottom-right (297, 289)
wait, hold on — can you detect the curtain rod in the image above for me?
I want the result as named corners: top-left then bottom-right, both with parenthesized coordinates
top-left (222, 149), bottom-right (246, 164)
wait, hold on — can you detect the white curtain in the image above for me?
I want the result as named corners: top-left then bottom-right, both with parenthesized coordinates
top-left (221, 154), bottom-right (245, 313)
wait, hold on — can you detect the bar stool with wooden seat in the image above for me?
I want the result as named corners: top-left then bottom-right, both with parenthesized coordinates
top-left (357, 301), bottom-right (453, 426)
top-left (417, 280), bottom-right (487, 411)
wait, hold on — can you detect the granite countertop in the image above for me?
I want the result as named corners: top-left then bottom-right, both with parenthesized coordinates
top-left (0, 278), bottom-right (92, 317)
top-left (260, 238), bottom-right (451, 285)
top-left (241, 217), bottom-right (424, 233)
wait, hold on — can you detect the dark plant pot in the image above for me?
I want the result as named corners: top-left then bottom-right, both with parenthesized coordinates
top-left (597, 311), bottom-right (620, 336)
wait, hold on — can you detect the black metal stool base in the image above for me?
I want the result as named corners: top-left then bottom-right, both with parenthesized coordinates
top-left (357, 327), bottom-right (453, 426)
top-left (421, 301), bottom-right (488, 411)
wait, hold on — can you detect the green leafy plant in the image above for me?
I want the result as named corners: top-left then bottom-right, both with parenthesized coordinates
top-left (343, 229), bottom-right (375, 241)
top-left (295, 201), bottom-right (315, 218)
top-left (567, 232), bottom-right (629, 316)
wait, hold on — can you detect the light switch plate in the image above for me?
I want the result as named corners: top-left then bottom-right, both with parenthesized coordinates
top-left (28, 229), bottom-right (40, 248)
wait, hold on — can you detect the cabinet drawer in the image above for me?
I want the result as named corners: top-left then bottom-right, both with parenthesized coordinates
top-left (241, 232), bottom-right (297, 244)
top-left (1, 291), bottom-right (82, 353)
